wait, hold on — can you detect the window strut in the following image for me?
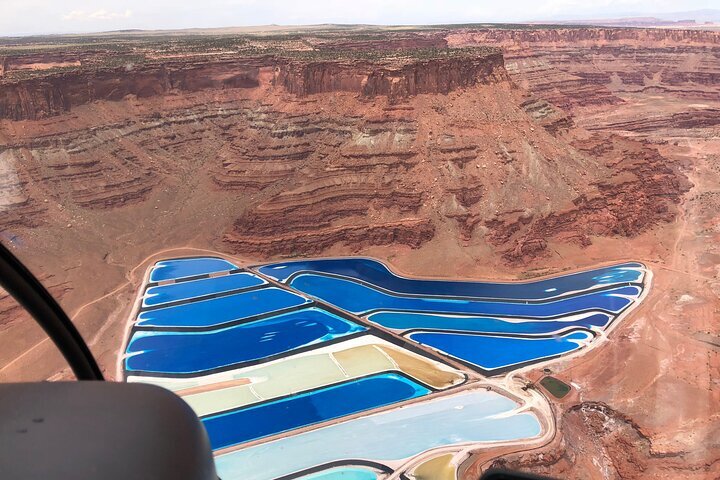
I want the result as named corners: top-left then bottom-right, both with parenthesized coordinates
top-left (0, 242), bottom-right (103, 380)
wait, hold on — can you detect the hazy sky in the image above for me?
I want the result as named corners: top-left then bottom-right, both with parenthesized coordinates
top-left (1, 0), bottom-right (717, 36)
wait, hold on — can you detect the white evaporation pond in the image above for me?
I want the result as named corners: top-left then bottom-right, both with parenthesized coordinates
top-left (216, 389), bottom-right (542, 480)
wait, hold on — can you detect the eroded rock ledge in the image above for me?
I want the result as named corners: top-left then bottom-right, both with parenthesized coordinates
top-left (487, 402), bottom-right (713, 478)
top-left (0, 30), bottom-right (696, 263)
top-left (0, 47), bottom-right (504, 120)
top-left (276, 50), bottom-right (507, 101)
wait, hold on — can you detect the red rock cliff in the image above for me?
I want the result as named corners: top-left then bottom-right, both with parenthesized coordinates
top-left (275, 52), bottom-right (507, 101)
top-left (0, 49), bottom-right (507, 120)
top-left (0, 60), bottom-right (263, 120)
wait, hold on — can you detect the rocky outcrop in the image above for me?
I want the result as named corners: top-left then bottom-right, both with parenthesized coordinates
top-left (0, 60), bottom-right (263, 120)
top-left (0, 29), bottom-right (699, 261)
top-left (224, 173), bottom-right (426, 256)
top-left (275, 51), bottom-right (507, 102)
top-left (2, 68), bottom-right (666, 257)
top-left (520, 97), bottom-right (574, 134)
top-left (0, 48), bottom-right (506, 120)
top-left (488, 402), bottom-right (716, 478)
top-left (486, 135), bottom-right (691, 263)
top-left (589, 109), bottom-right (720, 133)
top-left (217, 107), bottom-right (432, 256)
top-left (0, 149), bottom-right (47, 229)
top-left (448, 28), bottom-right (720, 113)
top-left (1, 119), bottom-right (165, 211)
top-left (224, 218), bottom-right (435, 257)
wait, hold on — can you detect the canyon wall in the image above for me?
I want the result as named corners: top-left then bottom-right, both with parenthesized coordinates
top-left (0, 29), bottom-right (701, 264)
top-left (448, 27), bottom-right (720, 113)
top-left (276, 52), bottom-right (507, 101)
top-left (0, 49), bottom-right (506, 120)
top-left (0, 60), bottom-right (264, 120)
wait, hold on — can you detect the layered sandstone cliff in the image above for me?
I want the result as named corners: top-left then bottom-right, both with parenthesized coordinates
top-left (448, 27), bottom-right (720, 113)
top-left (0, 47), bottom-right (504, 120)
top-left (0, 32), bottom-right (693, 262)
top-left (0, 60), bottom-right (264, 120)
top-left (276, 51), bottom-right (507, 101)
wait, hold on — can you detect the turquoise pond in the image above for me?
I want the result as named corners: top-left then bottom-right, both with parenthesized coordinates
top-left (297, 467), bottom-right (379, 480)
top-left (215, 390), bottom-right (543, 480)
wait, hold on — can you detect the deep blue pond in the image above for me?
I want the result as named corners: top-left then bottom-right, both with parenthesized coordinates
top-left (366, 311), bottom-right (612, 335)
top-left (125, 307), bottom-right (366, 375)
top-left (408, 330), bottom-right (592, 371)
top-left (202, 373), bottom-right (430, 449)
top-left (143, 272), bottom-right (266, 307)
top-left (289, 274), bottom-right (640, 316)
top-left (136, 287), bottom-right (310, 328)
top-left (124, 255), bottom-right (648, 478)
top-left (150, 257), bottom-right (239, 282)
top-left (259, 258), bottom-right (644, 300)
top-left (126, 257), bottom-right (646, 388)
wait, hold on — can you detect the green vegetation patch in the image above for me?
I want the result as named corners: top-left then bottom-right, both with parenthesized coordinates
top-left (275, 46), bottom-right (499, 63)
top-left (539, 376), bottom-right (572, 399)
top-left (0, 30), bottom-right (503, 83)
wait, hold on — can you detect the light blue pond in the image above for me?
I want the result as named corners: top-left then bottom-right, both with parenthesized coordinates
top-left (289, 274), bottom-right (640, 317)
top-left (408, 330), bottom-right (592, 371)
top-left (259, 258), bottom-right (644, 300)
top-left (150, 257), bottom-right (239, 282)
top-left (204, 373), bottom-right (430, 450)
top-left (215, 390), bottom-right (542, 480)
top-left (366, 311), bottom-right (612, 335)
top-left (125, 307), bottom-right (365, 374)
top-left (136, 287), bottom-right (310, 328)
top-left (142, 273), bottom-right (266, 307)
top-left (298, 467), bottom-right (378, 480)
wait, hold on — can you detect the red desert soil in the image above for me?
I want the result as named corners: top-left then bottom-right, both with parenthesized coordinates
top-left (0, 26), bottom-right (717, 478)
